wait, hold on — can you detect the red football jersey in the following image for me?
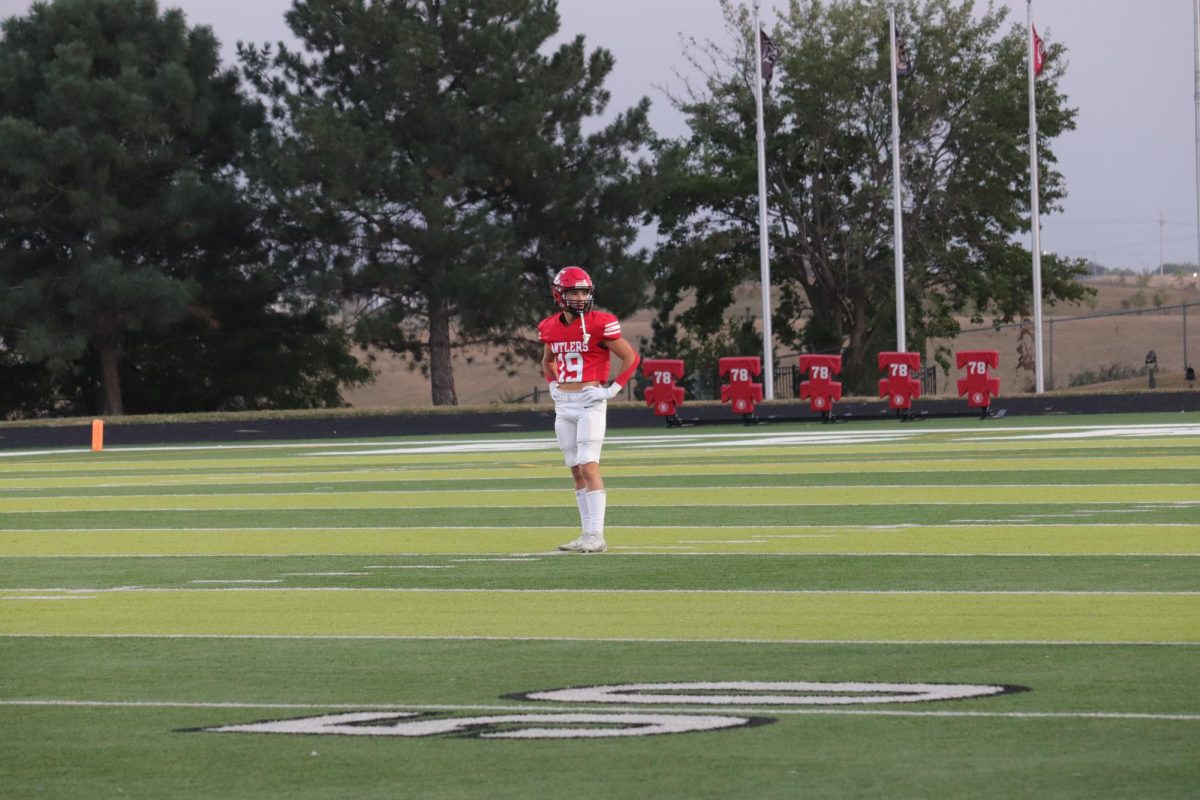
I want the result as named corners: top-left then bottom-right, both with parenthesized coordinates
top-left (539, 311), bottom-right (623, 383)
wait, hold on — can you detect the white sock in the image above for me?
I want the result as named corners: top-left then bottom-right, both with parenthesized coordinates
top-left (575, 488), bottom-right (590, 534)
top-left (585, 489), bottom-right (607, 538)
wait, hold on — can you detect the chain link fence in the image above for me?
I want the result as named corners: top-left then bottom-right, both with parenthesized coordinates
top-left (935, 302), bottom-right (1200, 393)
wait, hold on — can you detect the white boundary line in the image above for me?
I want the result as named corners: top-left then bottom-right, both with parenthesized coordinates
top-left (1, 698), bottom-right (1197, 721)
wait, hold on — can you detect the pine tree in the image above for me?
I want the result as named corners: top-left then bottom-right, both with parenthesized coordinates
top-left (243, 0), bottom-right (654, 405)
top-left (0, 0), bottom-right (367, 416)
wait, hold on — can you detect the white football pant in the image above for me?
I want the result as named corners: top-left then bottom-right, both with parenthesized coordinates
top-left (554, 395), bottom-right (607, 467)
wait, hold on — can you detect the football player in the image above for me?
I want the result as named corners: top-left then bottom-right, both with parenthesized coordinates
top-left (539, 266), bottom-right (640, 553)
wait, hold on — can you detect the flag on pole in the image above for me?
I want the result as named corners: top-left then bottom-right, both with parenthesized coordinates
top-left (895, 34), bottom-right (912, 76)
top-left (1027, 4), bottom-right (1046, 392)
top-left (1032, 25), bottom-right (1046, 76)
top-left (760, 29), bottom-right (779, 85)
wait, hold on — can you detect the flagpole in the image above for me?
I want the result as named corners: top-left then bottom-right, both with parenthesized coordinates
top-left (753, 0), bottom-right (775, 398)
top-left (887, 1), bottom-right (907, 353)
top-left (1193, 0), bottom-right (1200, 286)
top-left (1027, 0), bottom-right (1045, 393)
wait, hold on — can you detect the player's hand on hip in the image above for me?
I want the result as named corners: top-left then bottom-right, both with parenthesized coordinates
top-left (581, 385), bottom-right (619, 405)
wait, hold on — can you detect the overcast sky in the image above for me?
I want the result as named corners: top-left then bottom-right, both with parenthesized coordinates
top-left (1, 0), bottom-right (1197, 272)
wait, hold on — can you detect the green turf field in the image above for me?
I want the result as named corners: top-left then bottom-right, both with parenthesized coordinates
top-left (2, 413), bottom-right (1198, 798)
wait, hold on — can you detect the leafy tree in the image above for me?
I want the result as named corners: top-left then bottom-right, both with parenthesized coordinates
top-left (0, 0), bottom-right (367, 416)
top-left (242, 0), bottom-right (655, 405)
top-left (649, 0), bottom-right (1091, 393)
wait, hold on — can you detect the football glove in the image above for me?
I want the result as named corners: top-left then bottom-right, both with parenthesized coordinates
top-left (581, 384), bottom-right (621, 404)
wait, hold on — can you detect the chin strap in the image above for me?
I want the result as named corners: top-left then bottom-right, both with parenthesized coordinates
top-left (580, 309), bottom-right (590, 346)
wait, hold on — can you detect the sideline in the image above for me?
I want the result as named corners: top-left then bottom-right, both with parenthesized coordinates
top-left (3, 395), bottom-right (1198, 451)
top-left (3, 420), bottom-right (1200, 459)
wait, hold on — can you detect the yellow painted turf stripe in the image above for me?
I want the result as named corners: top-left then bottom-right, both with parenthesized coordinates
top-left (1, 525), bottom-right (1198, 556)
top-left (1, 484), bottom-right (1198, 512)
top-left (1, 588), bottom-right (1196, 643)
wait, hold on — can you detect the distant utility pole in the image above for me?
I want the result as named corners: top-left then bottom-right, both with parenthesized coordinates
top-left (1159, 209), bottom-right (1165, 276)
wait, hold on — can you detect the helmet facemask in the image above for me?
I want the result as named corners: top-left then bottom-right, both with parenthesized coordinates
top-left (559, 288), bottom-right (594, 314)
top-left (551, 267), bottom-right (595, 315)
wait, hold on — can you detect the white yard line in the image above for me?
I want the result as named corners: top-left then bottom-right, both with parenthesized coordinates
top-left (7, 483), bottom-right (1200, 500)
top-left (0, 697), bottom-right (1197, 721)
top-left (678, 537), bottom-right (838, 543)
top-left (190, 580), bottom-right (282, 584)
top-left (6, 466), bottom-right (1200, 491)
top-left (3, 632), bottom-right (1198, 646)
top-left (3, 551), bottom-right (1200, 559)
top-left (3, 587), bottom-right (1199, 596)
top-left (9, 500), bottom-right (1200, 514)
top-left (1, 522), bottom-right (1199, 531)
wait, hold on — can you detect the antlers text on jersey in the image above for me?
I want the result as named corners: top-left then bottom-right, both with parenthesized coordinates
top-left (539, 311), bottom-right (621, 384)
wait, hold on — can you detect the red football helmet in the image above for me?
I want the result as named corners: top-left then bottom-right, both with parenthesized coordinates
top-left (551, 266), bottom-right (594, 313)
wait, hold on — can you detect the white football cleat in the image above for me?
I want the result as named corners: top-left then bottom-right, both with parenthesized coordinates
top-left (577, 536), bottom-right (607, 554)
top-left (557, 535), bottom-right (607, 553)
